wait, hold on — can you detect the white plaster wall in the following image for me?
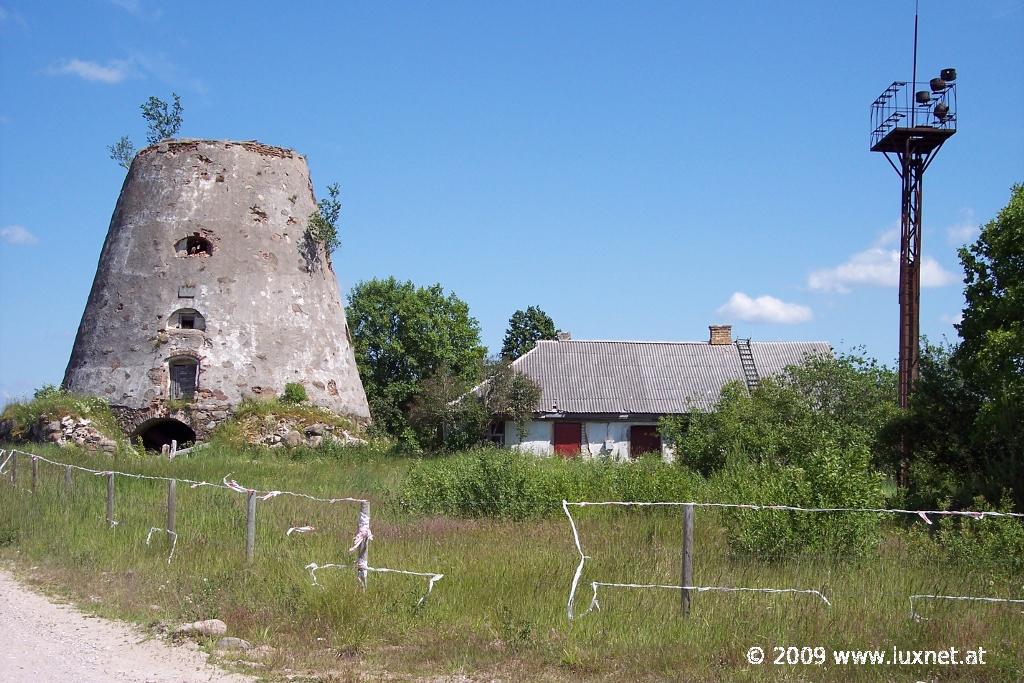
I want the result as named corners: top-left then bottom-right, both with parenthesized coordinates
top-left (504, 420), bottom-right (553, 455)
top-left (581, 421), bottom-right (630, 461)
top-left (506, 420), bottom-right (672, 461)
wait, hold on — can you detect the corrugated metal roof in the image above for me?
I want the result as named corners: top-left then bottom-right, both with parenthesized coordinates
top-left (511, 339), bottom-right (831, 415)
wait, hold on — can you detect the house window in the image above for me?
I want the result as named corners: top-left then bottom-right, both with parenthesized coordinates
top-left (169, 358), bottom-right (198, 399)
top-left (174, 233), bottom-right (213, 257)
top-left (170, 308), bottom-right (205, 331)
top-left (486, 421), bottom-right (505, 446)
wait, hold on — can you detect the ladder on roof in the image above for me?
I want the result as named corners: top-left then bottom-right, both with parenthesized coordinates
top-left (736, 338), bottom-right (760, 392)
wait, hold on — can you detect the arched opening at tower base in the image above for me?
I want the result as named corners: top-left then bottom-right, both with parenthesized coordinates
top-left (133, 418), bottom-right (196, 452)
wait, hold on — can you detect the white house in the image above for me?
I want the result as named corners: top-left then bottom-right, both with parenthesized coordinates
top-left (492, 325), bottom-right (830, 461)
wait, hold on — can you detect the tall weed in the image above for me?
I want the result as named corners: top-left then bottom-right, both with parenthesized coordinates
top-left (710, 445), bottom-right (887, 558)
top-left (399, 448), bottom-right (701, 519)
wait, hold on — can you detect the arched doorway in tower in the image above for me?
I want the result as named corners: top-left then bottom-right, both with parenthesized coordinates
top-left (132, 418), bottom-right (196, 452)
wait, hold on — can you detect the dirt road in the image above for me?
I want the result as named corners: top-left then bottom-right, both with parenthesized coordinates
top-left (0, 569), bottom-right (255, 683)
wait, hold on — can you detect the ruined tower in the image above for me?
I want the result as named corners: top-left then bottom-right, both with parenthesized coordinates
top-left (63, 139), bottom-right (370, 448)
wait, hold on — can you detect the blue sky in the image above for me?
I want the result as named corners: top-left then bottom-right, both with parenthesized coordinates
top-left (1, 1), bottom-right (1022, 403)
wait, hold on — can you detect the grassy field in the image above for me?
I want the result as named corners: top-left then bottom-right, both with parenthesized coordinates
top-left (0, 444), bottom-right (1021, 681)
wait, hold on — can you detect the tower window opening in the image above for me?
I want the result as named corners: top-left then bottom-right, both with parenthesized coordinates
top-left (175, 233), bottom-right (213, 257)
top-left (169, 308), bottom-right (205, 331)
top-left (169, 357), bottom-right (198, 399)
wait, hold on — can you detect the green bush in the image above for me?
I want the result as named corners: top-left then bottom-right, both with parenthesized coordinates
top-left (661, 352), bottom-right (898, 477)
top-left (408, 360), bottom-right (541, 452)
top-left (710, 445), bottom-right (887, 558)
top-left (935, 492), bottom-right (1024, 575)
top-left (399, 448), bottom-right (701, 520)
top-left (281, 382), bottom-right (308, 404)
top-left (904, 451), bottom-right (962, 511)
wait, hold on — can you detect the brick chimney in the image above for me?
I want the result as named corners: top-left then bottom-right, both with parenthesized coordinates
top-left (709, 324), bottom-right (732, 345)
top-left (557, 331), bottom-right (572, 341)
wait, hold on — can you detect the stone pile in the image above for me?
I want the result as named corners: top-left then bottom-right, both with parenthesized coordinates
top-left (31, 416), bottom-right (118, 452)
top-left (260, 419), bottom-right (367, 449)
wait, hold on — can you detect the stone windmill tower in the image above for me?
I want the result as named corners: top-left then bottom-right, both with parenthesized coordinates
top-left (63, 139), bottom-right (370, 449)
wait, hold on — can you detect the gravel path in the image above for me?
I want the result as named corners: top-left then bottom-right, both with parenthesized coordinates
top-left (0, 569), bottom-right (256, 683)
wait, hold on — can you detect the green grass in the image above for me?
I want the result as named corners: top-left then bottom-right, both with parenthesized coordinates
top-left (0, 444), bottom-right (1021, 681)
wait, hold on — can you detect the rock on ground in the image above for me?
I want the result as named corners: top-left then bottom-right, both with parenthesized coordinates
top-left (216, 637), bottom-right (252, 651)
top-left (174, 619), bottom-right (228, 637)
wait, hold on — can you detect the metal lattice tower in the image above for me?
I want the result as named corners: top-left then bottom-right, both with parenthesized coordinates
top-left (869, 7), bottom-right (957, 483)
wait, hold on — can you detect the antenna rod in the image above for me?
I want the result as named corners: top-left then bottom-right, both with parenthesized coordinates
top-left (911, 0), bottom-right (919, 127)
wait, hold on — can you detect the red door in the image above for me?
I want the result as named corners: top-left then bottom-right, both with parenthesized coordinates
top-left (553, 422), bottom-right (582, 458)
top-left (630, 426), bottom-right (662, 458)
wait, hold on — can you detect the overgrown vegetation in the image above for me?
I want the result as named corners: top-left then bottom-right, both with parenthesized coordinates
top-left (707, 448), bottom-right (886, 557)
top-left (900, 184), bottom-right (1024, 511)
top-left (408, 360), bottom-right (541, 452)
top-left (108, 92), bottom-right (184, 170)
top-left (657, 353), bottom-right (897, 555)
top-left (281, 382), bottom-right (308, 404)
top-left (660, 351), bottom-right (898, 477)
top-left (346, 277), bottom-right (487, 446)
top-left (107, 135), bottom-right (136, 170)
top-left (141, 93), bottom-right (184, 143)
top-left (935, 491), bottom-right (1024, 577)
top-left (0, 444), bottom-right (1020, 681)
top-left (400, 449), bottom-right (700, 519)
top-left (306, 182), bottom-right (342, 253)
top-left (208, 398), bottom-right (363, 450)
top-left (0, 385), bottom-right (126, 448)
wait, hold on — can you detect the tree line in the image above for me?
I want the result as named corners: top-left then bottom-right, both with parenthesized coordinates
top-left (349, 186), bottom-right (1023, 515)
top-left (345, 277), bottom-right (555, 451)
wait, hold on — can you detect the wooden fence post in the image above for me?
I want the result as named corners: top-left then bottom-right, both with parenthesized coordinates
top-left (357, 501), bottom-right (370, 590)
top-left (681, 503), bottom-right (694, 617)
top-left (10, 451), bottom-right (16, 485)
top-left (31, 456), bottom-right (38, 494)
top-left (170, 440), bottom-right (177, 459)
top-left (105, 473), bottom-right (115, 527)
top-left (167, 479), bottom-right (177, 543)
top-left (63, 465), bottom-right (72, 493)
top-left (246, 490), bottom-right (256, 563)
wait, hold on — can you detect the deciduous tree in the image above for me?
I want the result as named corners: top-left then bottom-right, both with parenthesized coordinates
top-left (108, 93), bottom-right (183, 170)
top-left (141, 93), bottom-right (184, 143)
top-left (500, 305), bottom-right (558, 359)
top-left (346, 277), bottom-right (487, 443)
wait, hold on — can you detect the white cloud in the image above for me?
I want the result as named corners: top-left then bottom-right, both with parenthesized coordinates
top-left (941, 312), bottom-right (963, 325)
top-left (0, 225), bottom-right (39, 246)
top-left (807, 230), bottom-right (958, 293)
top-left (946, 209), bottom-right (979, 245)
top-left (716, 292), bottom-right (813, 324)
top-left (46, 58), bottom-right (133, 84)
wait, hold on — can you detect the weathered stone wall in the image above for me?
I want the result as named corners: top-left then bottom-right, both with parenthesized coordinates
top-left (63, 139), bottom-right (370, 437)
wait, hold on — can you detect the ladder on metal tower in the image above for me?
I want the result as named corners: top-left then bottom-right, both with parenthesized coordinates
top-left (736, 338), bottom-right (760, 392)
